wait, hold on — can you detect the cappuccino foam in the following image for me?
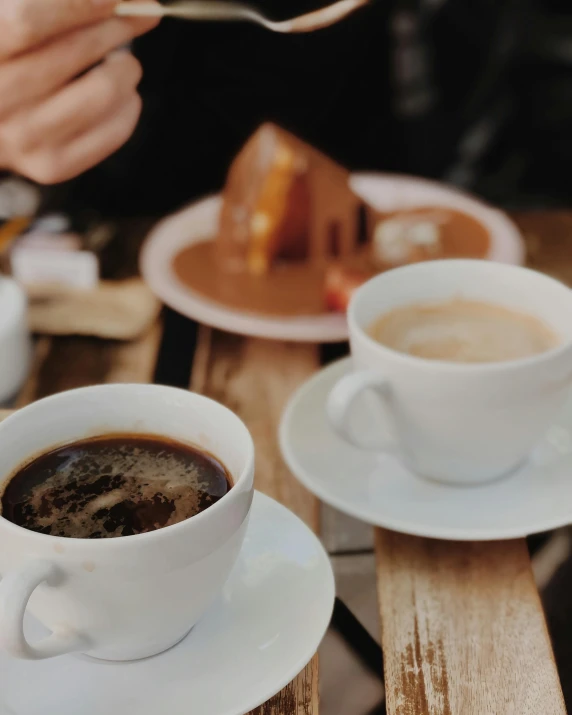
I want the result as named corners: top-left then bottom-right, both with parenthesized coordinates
top-left (368, 299), bottom-right (559, 363)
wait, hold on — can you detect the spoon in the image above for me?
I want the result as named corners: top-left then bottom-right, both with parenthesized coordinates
top-left (115, 0), bottom-right (369, 33)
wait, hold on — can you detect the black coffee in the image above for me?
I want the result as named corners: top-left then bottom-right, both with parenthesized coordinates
top-left (0, 435), bottom-right (232, 538)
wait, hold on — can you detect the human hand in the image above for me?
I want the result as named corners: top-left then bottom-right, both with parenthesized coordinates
top-left (0, 0), bottom-right (159, 184)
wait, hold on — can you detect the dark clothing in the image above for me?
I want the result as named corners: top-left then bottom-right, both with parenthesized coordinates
top-left (69, 0), bottom-right (572, 215)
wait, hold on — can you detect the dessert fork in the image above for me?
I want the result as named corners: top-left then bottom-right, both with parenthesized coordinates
top-left (115, 0), bottom-right (368, 33)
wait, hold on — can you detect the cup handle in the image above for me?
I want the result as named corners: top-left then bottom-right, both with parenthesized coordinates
top-left (0, 559), bottom-right (88, 660)
top-left (327, 369), bottom-right (397, 452)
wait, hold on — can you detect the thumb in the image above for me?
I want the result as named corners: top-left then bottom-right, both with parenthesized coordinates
top-left (0, 0), bottom-right (118, 59)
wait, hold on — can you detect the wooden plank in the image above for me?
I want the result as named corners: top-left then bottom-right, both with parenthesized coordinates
top-left (375, 530), bottom-right (566, 715)
top-left (190, 329), bottom-right (320, 530)
top-left (191, 328), bottom-right (321, 715)
top-left (251, 655), bottom-right (319, 715)
top-left (14, 322), bottom-right (162, 405)
top-left (512, 211), bottom-right (572, 283)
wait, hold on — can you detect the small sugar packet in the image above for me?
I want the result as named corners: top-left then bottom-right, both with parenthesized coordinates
top-left (16, 232), bottom-right (82, 252)
top-left (11, 247), bottom-right (99, 290)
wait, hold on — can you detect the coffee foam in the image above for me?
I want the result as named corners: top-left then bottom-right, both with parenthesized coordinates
top-left (1, 437), bottom-right (230, 538)
top-left (368, 299), bottom-right (560, 363)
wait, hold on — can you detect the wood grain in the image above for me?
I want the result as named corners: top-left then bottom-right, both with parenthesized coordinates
top-left (14, 323), bottom-right (162, 406)
top-left (252, 654), bottom-right (319, 715)
top-left (375, 530), bottom-right (566, 715)
top-left (190, 329), bottom-right (320, 529)
top-left (191, 327), bottom-right (321, 715)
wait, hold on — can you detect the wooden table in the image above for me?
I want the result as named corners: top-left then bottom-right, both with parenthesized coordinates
top-left (8, 211), bottom-right (572, 714)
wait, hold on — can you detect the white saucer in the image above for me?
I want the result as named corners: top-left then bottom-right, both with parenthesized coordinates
top-left (0, 492), bottom-right (335, 715)
top-left (140, 174), bottom-right (525, 343)
top-left (279, 358), bottom-right (572, 541)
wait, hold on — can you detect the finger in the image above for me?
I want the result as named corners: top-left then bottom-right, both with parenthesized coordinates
top-left (0, 0), bottom-right (161, 60)
top-left (20, 94), bottom-right (142, 184)
top-left (0, 15), bottom-right (157, 119)
top-left (19, 50), bottom-right (142, 149)
top-left (0, 0), bottom-right (116, 60)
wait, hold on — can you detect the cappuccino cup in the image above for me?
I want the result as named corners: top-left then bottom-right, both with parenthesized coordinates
top-left (0, 385), bottom-right (254, 661)
top-left (327, 260), bottom-right (572, 485)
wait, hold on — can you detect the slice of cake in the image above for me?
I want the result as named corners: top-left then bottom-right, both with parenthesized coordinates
top-left (217, 123), bottom-right (369, 276)
top-left (172, 124), bottom-right (492, 318)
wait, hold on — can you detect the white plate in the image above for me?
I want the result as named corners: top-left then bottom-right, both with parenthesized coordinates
top-left (140, 174), bottom-right (525, 342)
top-left (0, 492), bottom-right (335, 715)
top-left (279, 358), bottom-right (572, 541)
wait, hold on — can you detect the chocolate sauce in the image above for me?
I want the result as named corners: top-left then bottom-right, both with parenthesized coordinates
top-left (172, 207), bottom-right (490, 317)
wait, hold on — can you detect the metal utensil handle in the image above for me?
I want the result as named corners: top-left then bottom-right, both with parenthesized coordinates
top-left (114, 1), bottom-right (258, 22)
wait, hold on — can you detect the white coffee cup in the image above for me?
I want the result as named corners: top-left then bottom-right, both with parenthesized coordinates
top-left (0, 278), bottom-right (31, 404)
top-left (0, 384), bottom-right (254, 661)
top-left (327, 260), bottom-right (572, 485)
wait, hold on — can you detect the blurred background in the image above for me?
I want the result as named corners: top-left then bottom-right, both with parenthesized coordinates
top-left (26, 0), bottom-right (572, 223)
